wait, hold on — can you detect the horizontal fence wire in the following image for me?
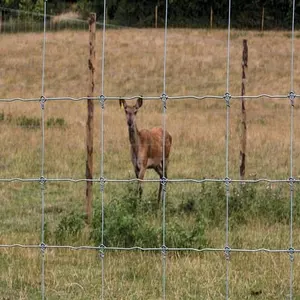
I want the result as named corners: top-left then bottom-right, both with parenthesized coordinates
top-left (0, 178), bottom-right (299, 183)
top-left (1, 244), bottom-right (300, 253)
top-left (0, 94), bottom-right (297, 102)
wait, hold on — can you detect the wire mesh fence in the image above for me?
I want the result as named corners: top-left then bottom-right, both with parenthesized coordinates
top-left (0, 6), bottom-right (124, 34)
top-left (0, 0), bottom-right (299, 299)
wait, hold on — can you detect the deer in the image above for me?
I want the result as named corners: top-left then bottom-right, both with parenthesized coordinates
top-left (119, 97), bottom-right (172, 203)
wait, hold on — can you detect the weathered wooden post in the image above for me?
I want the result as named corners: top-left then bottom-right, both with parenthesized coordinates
top-left (86, 12), bottom-right (96, 224)
top-left (240, 39), bottom-right (248, 181)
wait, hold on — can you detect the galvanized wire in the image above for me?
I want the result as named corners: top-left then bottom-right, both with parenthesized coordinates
top-left (0, 94), bottom-right (294, 103)
top-left (226, 0), bottom-right (231, 94)
top-left (161, 1), bottom-right (169, 299)
top-left (225, 0), bottom-right (232, 299)
top-left (0, 177), bottom-right (300, 184)
top-left (100, 1), bottom-right (107, 299)
top-left (2, 243), bottom-right (300, 254)
top-left (289, 0), bottom-right (296, 298)
top-left (40, 1), bottom-right (47, 299)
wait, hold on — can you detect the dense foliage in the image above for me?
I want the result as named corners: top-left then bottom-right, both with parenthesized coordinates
top-left (1, 0), bottom-right (300, 29)
top-left (48, 182), bottom-right (299, 249)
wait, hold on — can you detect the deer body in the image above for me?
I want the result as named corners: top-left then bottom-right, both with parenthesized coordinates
top-left (120, 98), bottom-right (172, 202)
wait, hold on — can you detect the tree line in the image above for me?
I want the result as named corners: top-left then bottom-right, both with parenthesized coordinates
top-left (1, 0), bottom-right (299, 29)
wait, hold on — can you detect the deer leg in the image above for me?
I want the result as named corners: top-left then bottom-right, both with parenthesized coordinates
top-left (162, 159), bottom-right (169, 178)
top-left (133, 165), bottom-right (140, 195)
top-left (164, 162), bottom-right (168, 179)
top-left (134, 166), bottom-right (140, 179)
top-left (137, 167), bottom-right (147, 199)
top-left (156, 159), bottom-right (170, 203)
top-left (155, 165), bottom-right (164, 203)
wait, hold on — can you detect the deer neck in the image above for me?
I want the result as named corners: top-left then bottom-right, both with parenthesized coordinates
top-left (128, 123), bottom-right (140, 152)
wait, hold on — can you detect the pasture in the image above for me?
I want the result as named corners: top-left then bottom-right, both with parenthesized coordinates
top-left (1, 28), bottom-right (300, 299)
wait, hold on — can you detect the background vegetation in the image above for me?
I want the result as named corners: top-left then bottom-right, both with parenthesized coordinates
top-left (1, 0), bottom-right (300, 29)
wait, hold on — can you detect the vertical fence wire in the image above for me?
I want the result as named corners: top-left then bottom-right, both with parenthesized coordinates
top-left (224, 0), bottom-right (232, 299)
top-left (161, 1), bottom-right (168, 299)
top-left (289, 0), bottom-right (296, 298)
top-left (40, 1), bottom-right (47, 299)
top-left (100, 1), bottom-right (107, 299)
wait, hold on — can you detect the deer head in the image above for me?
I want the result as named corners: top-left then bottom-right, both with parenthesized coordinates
top-left (119, 97), bottom-right (143, 129)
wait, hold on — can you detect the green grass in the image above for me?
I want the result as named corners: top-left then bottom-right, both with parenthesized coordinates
top-left (1, 181), bottom-right (300, 299)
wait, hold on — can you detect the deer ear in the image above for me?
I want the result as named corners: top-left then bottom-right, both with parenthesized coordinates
top-left (136, 96), bottom-right (143, 109)
top-left (119, 99), bottom-right (127, 109)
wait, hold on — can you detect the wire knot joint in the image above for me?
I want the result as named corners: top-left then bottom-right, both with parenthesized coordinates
top-left (161, 93), bottom-right (168, 110)
top-left (99, 176), bottom-right (106, 192)
top-left (288, 91), bottom-right (296, 106)
top-left (40, 242), bottom-right (46, 253)
top-left (40, 96), bottom-right (46, 110)
top-left (160, 176), bottom-right (168, 192)
top-left (224, 177), bottom-right (231, 192)
top-left (99, 95), bottom-right (106, 109)
top-left (161, 245), bottom-right (167, 257)
top-left (289, 247), bottom-right (295, 262)
top-left (39, 176), bottom-right (47, 186)
top-left (224, 245), bottom-right (231, 260)
top-left (289, 177), bottom-right (295, 191)
top-left (223, 92), bottom-right (231, 107)
top-left (99, 244), bottom-right (105, 259)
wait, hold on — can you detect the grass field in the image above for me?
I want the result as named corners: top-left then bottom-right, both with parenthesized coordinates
top-left (1, 28), bottom-right (300, 299)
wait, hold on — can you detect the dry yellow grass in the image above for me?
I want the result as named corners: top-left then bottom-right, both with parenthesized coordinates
top-left (1, 29), bottom-right (300, 181)
top-left (1, 29), bottom-right (300, 299)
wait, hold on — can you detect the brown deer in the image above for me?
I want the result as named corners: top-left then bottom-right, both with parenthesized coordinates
top-left (119, 97), bottom-right (172, 202)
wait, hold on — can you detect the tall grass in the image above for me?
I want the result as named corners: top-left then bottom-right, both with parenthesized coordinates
top-left (1, 29), bottom-right (300, 299)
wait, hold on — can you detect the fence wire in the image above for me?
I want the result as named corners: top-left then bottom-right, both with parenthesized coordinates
top-left (289, 1), bottom-right (296, 299)
top-left (0, 94), bottom-right (298, 102)
top-left (0, 0), bottom-right (298, 299)
top-left (99, 1), bottom-right (106, 299)
top-left (0, 5), bottom-right (123, 33)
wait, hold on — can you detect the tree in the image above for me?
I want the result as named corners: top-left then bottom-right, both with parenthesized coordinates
top-left (1, 0), bottom-right (20, 8)
top-left (113, 0), bottom-right (157, 27)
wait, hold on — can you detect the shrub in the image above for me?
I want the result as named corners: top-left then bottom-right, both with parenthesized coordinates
top-left (90, 183), bottom-right (208, 249)
top-left (91, 183), bottom-right (158, 248)
top-left (176, 182), bottom-right (297, 228)
top-left (166, 215), bottom-right (207, 249)
top-left (52, 182), bottom-right (298, 248)
top-left (54, 210), bottom-right (86, 244)
top-left (178, 182), bottom-right (226, 227)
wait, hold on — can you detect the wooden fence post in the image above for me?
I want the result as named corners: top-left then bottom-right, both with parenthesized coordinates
top-left (86, 12), bottom-right (96, 224)
top-left (240, 39), bottom-right (248, 181)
